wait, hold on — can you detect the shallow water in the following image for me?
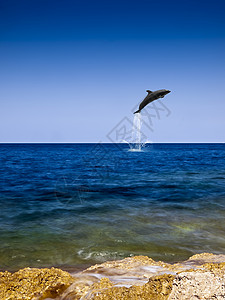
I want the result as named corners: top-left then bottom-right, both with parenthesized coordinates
top-left (0, 143), bottom-right (225, 271)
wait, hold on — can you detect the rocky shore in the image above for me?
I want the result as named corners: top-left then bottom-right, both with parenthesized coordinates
top-left (1, 253), bottom-right (225, 299)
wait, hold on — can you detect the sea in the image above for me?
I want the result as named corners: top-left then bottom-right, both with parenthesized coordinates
top-left (0, 143), bottom-right (225, 271)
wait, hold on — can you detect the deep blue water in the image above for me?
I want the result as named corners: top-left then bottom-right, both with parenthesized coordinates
top-left (0, 143), bottom-right (225, 271)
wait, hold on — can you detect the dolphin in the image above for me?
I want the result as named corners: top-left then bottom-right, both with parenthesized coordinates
top-left (134, 89), bottom-right (171, 114)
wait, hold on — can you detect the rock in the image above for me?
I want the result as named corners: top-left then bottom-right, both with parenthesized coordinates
top-left (2, 253), bottom-right (225, 299)
top-left (84, 275), bottom-right (175, 300)
top-left (61, 253), bottom-right (225, 299)
top-left (0, 267), bottom-right (75, 300)
top-left (169, 270), bottom-right (225, 299)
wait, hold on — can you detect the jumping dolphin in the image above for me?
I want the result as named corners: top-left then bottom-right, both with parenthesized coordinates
top-left (134, 89), bottom-right (171, 114)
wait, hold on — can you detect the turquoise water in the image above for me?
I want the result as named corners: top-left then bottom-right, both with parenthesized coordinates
top-left (0, 143), bottom-right (225, 271)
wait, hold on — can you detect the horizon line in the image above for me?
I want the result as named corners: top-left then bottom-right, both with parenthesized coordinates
top-left (0, 142), bottom-right (224, 144)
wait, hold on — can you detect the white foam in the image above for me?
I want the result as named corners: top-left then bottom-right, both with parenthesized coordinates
top-left (141, 266), bottom-right (163, 272)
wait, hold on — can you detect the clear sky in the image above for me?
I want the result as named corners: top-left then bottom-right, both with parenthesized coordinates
top-left (0, 0), bottom-right (225, 143)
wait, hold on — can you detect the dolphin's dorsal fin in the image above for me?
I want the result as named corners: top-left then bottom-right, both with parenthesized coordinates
top-left (146, 90), bottom-right (153, 94)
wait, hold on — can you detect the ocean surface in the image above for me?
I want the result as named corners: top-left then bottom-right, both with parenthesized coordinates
top-left (0, 143), bottom-right (225, 271)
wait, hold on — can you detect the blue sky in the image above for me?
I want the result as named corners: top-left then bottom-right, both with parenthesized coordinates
top-left (0, 0), bottom-right (225, 142)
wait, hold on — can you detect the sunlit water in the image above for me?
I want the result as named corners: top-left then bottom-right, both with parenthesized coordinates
top-left (0, 143), bottom-right (225, 271)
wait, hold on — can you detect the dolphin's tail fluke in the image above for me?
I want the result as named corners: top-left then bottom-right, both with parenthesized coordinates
top-left (134, 109), bottom-right (141, 114)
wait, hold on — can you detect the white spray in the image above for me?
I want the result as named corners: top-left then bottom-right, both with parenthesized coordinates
top-left (131, 113), bottom-right (142, 151)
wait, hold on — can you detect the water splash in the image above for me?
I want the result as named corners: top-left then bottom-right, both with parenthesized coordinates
top-left (130, 113), bottom-right (142, 151)
top-left (122, 113), bottom-right (151, 151)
